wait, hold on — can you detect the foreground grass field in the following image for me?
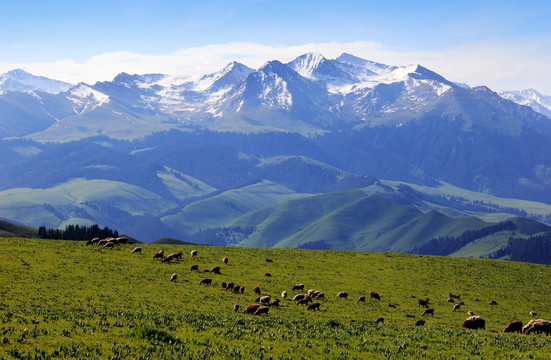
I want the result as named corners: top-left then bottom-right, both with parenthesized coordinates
top-left (1, 238), bottom-right (550, 359)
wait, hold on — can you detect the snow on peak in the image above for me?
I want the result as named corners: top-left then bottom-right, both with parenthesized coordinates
top-left (66, 83), bottom-right (110, 114)
top-left (288, 53), bottom-right (327, 79)
top-left (0, 68), bottom-right (73, 94)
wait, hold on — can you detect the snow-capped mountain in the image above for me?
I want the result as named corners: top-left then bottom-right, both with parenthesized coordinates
top-left (0, 69), bottom-right (73, 94)
top-left (499, 89), bottom-right (551, 119)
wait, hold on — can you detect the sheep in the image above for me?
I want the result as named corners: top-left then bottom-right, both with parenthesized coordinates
top-left (525, 320), bottom-right (551, 335)
top-left (281, 291), bottom-right (287, 299)
top-left (307, 302), bottom-right (321, 311)
top-left (210, 266), bottom-right (221, 274)
top-left (259, 296), bottom-right (271, 304)
top-left (503, 320), bottom-right (523, 333)
top-left (243, 304), bottom-right (260, 314)
top-left (523, 319), bottom-right (547, 334)
top-left (162, 257), bottom-right (173, 263)
top-left (467, 311), bottom-right (475, 316)
top-left (269, 299), bottom-right (280, 308)
top-left (489, 300), bottom-right (498, 305)
top-left (153, 251), bottom-right (164, 260)
top-left (292, 283), bottom-right (304, 291)
top-left (131, 247), bottom-right (142, 254)
top-left (297, 299), bottom-right (310, 306)
top-left (376, 317), bottom-right (385, 323)
top-left (190, 264), bottom-right (199, 271)
top-left (473, 298), bottom-right (480, 302)
top-left (447, 297), bottom-right (455, 303)
top-left (422, 308), bottom-right (434, 316)
top-left (449, 293), bottom-right (460, 299)
top-left (221, 282), bottom-right (227, 289)
top-left (293, 294), bottom-right (305, 302)
top-left (418, 298), bottom-right (430, 308)
top-left (191, 250), bottom-right (198, 257)
top-left (240, 286), bottom-right (245, 294)
top-left (307, 289), bottom-right (316, 297)
top-left (264, 273), bottom-right (272, 277)
top-left (103, 242), bottom-right (114, 248)
top-left (199, 278), bottom-right (212, 285)
top-left (311, 291), bottom-right (321, 298)
top-left (225, 282), bottom-right (234, 290)
top-left (170, 273), bottom-right (177, 282)
top-left (116, 237), bottom-right (128, 244)
top-left (357, 296), bottom-right (366, 304)
top-left (453, 304), bottom-right (461, 311)
top-left (97, 239), bottom-right (108, 246)
top-left (415, 320), bottom-right (425, 326)
top-left (463, 316), bottom-right (485, 330)
top-left (336, 292), bottom-right (348, 299)
top-left (254, 306), bottom-right (270, 315)
top-left (530, 311), bottom-right (537, 317)
top-left (253, 286), bottom-right (261, 295)
top-left (315, 292), bottom-right (325, 300)
top-left (85, 240), bottom-right (94, 245)
top-left (222, 257), bottom-right (228, 264)
top-left (266, 258), bottom-right (273, 262)
top-left (233, 304), bottom-right (239, 312)
top-left (166, 253), bottom-right (181, 261)
top-left (233, 286), bottom-right (241, 293)
top-left (388, 303), bottom-right (397, 308)
top-left (369, 291), bottom-right (380, 300)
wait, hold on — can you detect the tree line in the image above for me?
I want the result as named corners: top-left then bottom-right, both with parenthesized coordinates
top-left (38, 224), bottom-right (119, 241)
top-left (489, 235), bottom-right (551, 265)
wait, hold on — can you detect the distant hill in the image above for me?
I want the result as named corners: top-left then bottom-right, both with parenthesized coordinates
top-left (0, 219), bottom-right (37, 237)
top-left (150, 238), bottom-right (197, 246)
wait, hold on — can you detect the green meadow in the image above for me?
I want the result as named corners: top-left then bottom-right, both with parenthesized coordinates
top-left (1, 237), bottom-right (550, 359)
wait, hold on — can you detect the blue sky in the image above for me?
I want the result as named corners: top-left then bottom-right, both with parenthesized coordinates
top-left (1, 0), bottom-right (550, 92)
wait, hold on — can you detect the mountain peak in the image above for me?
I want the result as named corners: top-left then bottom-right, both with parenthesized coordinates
top-left (0, 68), bottom-right (73, 94)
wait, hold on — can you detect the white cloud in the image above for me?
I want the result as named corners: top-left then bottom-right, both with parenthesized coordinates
top-left (1, 37), bottom-right (550, 94)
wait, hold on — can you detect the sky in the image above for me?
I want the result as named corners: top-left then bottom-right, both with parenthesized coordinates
top-left (1, 0), bottom-right (550, 93)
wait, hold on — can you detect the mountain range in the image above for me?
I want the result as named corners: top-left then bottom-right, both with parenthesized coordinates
top-left (1, 53), bottom-right (550, 261)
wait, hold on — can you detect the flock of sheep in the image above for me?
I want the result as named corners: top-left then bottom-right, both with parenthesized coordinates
top-left (90, 241), bottom-right (551, 336)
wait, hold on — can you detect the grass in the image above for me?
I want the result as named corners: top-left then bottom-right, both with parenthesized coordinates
top-left (1, 237), bottom-right (550, 359)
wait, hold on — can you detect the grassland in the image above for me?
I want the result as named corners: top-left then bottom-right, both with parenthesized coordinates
top-left (1, 238), bottom-right (550, 359)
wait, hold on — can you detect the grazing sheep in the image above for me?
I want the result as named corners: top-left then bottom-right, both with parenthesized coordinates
top-left (233, 286), bottom-right (241, 293)
top-left (458, 301), bottom-right (465, 305)
top-left (418, 298), bottom-right (430, 308)
top-left (222, 257), bottom-right (228, 264)
top-left (116, 237), bottom-right (128, 244)
top-left (415, 320), bottom-right (425, 326)
top-left (190, 264), bottom-right (199, 271)
top-left (293, 294), bottom-right (306, 302)
top-left (225, 282), bottom-right (234, 290)
top-left (447, 297), bottom-right (455, 303)
top-left (449, 293), bottom-right (460, 299)
top-left (307, 289), bottom-right (316, 297)
top-left (473, 298), bottom-right (480, 302)
top-left (153, 251), bottom-right (164, 260)
top-left (221, 282), bottom-right (227, 289)
top-left (369, 291), bottom-right (380, 300)
top-left (259, 296), bottom-right (271, 304)
top-left (199, 278), bottom-right (212, 285)
top-left (243, 304), bottom-right (260, 314)
top-left (297, 299), bottom-right (310, 306)
top-left (97, 239), bottom-right (108, 246)
top-left (254, 306), bottom-right (270, 315)
top-left (489, 300), bottom-right (498, 305)
top-left (103, 242), bottom-right (114, 248)
top-left (266, 258), bottom-right (273, 262)
top-left (357, 296), bottom-right (366, 304)
top-left (91, 238), bottom-right (100, 243)
top-left (264, 272), bottom-right (272, 277)
top-left (253, 286), bottom-right (261, 295)
top-left (292, 283), bottom-right (304, 291)
top-left (311, 291), bottom-right (321, 298)
top-left (467, 311), bottom-right (475, 316)
top-left (525, 320), bottom-right (551, 335)
top-left (388, 303), bottom-right (397, 308)
top-left (530, 311), bottom-right (537, 317)
top-left (409, 294), bottom-right (416, 298)
top-left (503, 320), bottom-right (523, 333)
top-left (162, 257), bottom-right (173, 263)
top-left (170, 273), bottom-right (177, 282)
top-left (210, 266), bottom-right (221, 274)
top-left (131, 247), bottom-right (142, 254)
top-left (269, 299), bottom-right (280, 308)
top-left (315, 292), bottom-right (325, 300)
top-left (307, 302), bottom-right (321, 311)
top-left (523, 319), bottom-right (547, 334)
top-left (166, 253), bottom-right (181, 262)
top-left (255, 296), bottom-right (261, 303)
top-left (85, 240), bottom-right (94, 245)
top-left (191, 250), bottom-right (198, 257)
top-left (233, 304), bottom-right (239, 312)
top-left (281, 291), bottom-right (287, 299)
top-left (240, 286), bottom-right (245, 294)
top-left (336, 292), bottom-right (348, 299)
top-left (376, 317), bottom-right (385, 323)
top-left (453, 304), bottom-right (461, 311)
top-left (422, 308), bottom-right (434, 316)
top-left (463, 316), bottom-right (485, 330)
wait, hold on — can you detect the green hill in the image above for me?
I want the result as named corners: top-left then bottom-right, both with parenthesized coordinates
top-left (0, 219), bottom-right (37, 237)
top-left (1, 237), bottom-right (550, 358)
